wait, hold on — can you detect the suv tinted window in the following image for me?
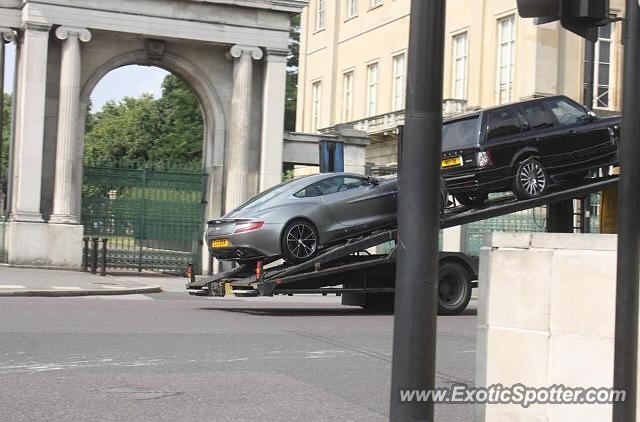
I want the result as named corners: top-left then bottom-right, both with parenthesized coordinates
top-left (546, 98), bottom-right (589, 126)
top-left (521, 103), bottom-right (555, 130)
top-left (295, 176), bottom-right (369, 198)
top-left (487, 109), bottom-right (522, 140)
top-left (442, 116), bottom-right (481, 150)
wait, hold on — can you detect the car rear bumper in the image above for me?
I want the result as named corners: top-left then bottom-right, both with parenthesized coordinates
top-left (205, 223), bottom-right (283, 262)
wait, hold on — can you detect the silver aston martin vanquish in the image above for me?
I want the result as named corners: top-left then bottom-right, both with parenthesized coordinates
top-left (206, 173), bottom-right (401, 264)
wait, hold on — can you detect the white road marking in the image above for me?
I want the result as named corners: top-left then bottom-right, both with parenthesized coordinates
top-left (52, 286), bottom-right (83, 290)
top-left (0, 285), bottom-right (26, 289)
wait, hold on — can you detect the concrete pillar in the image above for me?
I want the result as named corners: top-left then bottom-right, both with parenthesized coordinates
top-left (224, 44), bottom-right (263, 213)
top-left (50, 26), bottom-right (92, 224)
top-left (259, 49), bottom-right (287, 191)
top-left (10, 23), bottom-right (50, 223)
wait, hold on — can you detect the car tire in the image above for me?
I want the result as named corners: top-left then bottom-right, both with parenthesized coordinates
top-left (513, 157), bottom-right (549, 200)
top-left (454, 193), bottom-right (488, 207)
top-left (281, 219), bottom-right (320, 264)
top-left (438, 261), bottom-right (472, 316)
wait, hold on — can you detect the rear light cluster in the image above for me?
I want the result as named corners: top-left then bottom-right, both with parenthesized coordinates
top-left (233, 221), bottom-right (265, 234)
top-left (476, 151), bottom-right (494, 168)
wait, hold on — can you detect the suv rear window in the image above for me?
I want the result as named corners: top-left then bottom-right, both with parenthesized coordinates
top-left (487, 109), bottom-right (522, 140)
top-left (442, 116), bottom-right (481, 150)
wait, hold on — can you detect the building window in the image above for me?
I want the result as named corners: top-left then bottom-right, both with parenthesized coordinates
top-left (593, 22), bottom-right (613, 109)
top-left (497, 15), bottom-right (516, 104)
top-left (367, 63), bottom-right (379, 116)
top-left (312, 81), bottom-right (322, 131)
top-left (392, 54), bottom-right (406, 111)
top-left (452, 32), bottom-right (468, 100)
top-left (370, 0), bottom-right (383, 7)
top-left (346, 0), bottom-right (358, 18)
top-left (342, 71), bottom-right (354, 122)
top-left (316, 0), bottom-right (326, 30)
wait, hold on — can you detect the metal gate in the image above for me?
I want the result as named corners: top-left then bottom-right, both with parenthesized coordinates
top-left (81, 161), bottom-right (207, 274)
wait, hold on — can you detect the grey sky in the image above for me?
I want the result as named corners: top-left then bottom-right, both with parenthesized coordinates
top-left (3, 42), bottom-right (168, 110)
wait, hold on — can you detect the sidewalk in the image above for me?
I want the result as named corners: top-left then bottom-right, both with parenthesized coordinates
top-left (0, 266), bottom-right (167, 297)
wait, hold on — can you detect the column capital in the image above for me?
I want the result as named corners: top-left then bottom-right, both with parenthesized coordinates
top-left (228, 44), bottom-right (263, 61)
top-left (0, 27), bottom-right (16, 43)
top-left (55, 26), bottom-right (92, 43)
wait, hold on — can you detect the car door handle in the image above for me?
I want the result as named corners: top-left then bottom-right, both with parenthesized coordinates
top-left (568, 130), bottom-right (577, 135)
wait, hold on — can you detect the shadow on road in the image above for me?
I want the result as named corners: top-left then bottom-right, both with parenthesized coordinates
top-left (198, 307), bottom-right (394, 317)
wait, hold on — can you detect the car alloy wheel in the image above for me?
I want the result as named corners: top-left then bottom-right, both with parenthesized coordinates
top-left (514, 158), bottom-right (548, 199)
top-left (283, 221), bottom-right (318, 263)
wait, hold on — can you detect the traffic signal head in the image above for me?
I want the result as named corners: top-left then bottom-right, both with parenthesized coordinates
top-left (517, 0), bottom-right (609, 41)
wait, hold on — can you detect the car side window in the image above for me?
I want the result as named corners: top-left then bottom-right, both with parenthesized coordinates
top-left (294, 176), bottom-right (369, 198)
top-left (546, 98), bottom-right (589, 126)
top-left (521, 103), bottom-right (555, 130)
top-left (486, 109), bottom-right (522, 141)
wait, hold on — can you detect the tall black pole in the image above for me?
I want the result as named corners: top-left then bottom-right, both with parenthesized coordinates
top-left (613, 2), bottom-right (640, 421)
top-left (389, 1), bottom-right (445, 421)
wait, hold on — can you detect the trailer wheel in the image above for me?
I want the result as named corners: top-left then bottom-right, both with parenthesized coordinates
top-left (438, 261), bottom-right (472, 315)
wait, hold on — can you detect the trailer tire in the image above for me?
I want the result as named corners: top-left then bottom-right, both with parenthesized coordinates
top-left (438, 261), bottom-right (472, 315)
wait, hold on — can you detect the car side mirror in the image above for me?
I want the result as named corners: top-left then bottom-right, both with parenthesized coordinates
top-left (367, 176), bottom-right (380, 186)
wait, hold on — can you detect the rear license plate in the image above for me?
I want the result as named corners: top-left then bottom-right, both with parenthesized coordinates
top-left (441, 156), bottom-right (463, 168)
top-left (211, 239), bottom-right (230, 248)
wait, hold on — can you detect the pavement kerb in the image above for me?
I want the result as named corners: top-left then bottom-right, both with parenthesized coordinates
top-left (0, 285), bottom-right (162, 297)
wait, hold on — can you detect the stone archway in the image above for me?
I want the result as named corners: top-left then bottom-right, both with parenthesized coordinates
top-left (78, 48), bottom-right (228, 225)
top-left (0, 0), bottom-right (300, 268)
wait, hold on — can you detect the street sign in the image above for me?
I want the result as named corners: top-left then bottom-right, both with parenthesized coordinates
top-left (517, 0), bottom-right (609, 41)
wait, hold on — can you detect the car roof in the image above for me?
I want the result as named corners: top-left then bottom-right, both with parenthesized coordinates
top-left (444, 95), bottom-right (573, 124)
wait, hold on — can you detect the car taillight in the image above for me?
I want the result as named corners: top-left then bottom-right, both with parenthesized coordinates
top-left (608, 126), bottom-right (619, 146)
top-left (233, 221), bottom-right (265, 234)
top-left (477, 151), bottom-right (494, 168)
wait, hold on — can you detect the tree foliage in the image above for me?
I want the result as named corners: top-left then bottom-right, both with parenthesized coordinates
top-left (84, 74), bottom-right (203, 164)
top-left (1, 94), bottom-right (10, 188)
top-left (285, 14), bottom-right (300, 132)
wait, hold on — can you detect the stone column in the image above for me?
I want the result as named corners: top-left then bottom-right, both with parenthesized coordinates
top-left (224, 44), bottom-right (263, 213)
top-left (259, 49), bottom-right (288, 191)
top-left (50, 27), bottom-right (92, 224)
top-left (10, 23), bottom-right (50, 223)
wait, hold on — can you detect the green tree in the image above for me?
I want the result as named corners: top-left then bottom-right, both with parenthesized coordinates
top-left (84, 73), bottom-right (204, 165)
top-left (285, 14), bottom-right (300, 132)
top-left (84, 94), bottom-right (162, 164)
top-left (153, 74), bottom-right (203, 162)
top-left (1, 93), bottom-right (10, 188)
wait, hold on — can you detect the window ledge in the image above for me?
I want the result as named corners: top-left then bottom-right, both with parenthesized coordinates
top-left (313, 27), bottom-right (326, 35)
top-left (367, 3), bottom-right (384, 12)
top-left (344, 14), bottom-right (358, 23)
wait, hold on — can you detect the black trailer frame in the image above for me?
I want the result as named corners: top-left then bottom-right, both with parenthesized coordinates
top-left (187, 175), bottom-right (618, 313)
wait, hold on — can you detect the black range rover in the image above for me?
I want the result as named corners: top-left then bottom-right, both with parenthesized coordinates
top-left (441, 95), bottom-right (620, 206)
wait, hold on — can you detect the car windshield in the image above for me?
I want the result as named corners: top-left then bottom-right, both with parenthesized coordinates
top-left (442, 116), bottom-right (481, 150)
top-left (229, 178), bottom-right (298, 213)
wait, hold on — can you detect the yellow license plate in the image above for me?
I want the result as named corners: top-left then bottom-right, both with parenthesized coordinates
top-left (211, 239), bottom-right (230, 248)
top-left (441, 156), bottom-right (463, 168)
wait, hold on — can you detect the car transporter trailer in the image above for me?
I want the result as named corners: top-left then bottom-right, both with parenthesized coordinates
top-left (186, 175), bottom-right (619, 315)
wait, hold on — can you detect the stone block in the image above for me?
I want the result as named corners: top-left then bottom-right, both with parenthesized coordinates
top-left (6, 221), bottom-right (49, 266)
top-left (550, 249), bottom-right (616, 339)
top-left (484, 248), bottom-right (553, 331)
top-left (485, 232), bottom-right (532, 249)
top-left (530, 233), bottom-right (617, 251)
top-left (547, 334), bottom-right (614, 422)
top-left (48, 224), bottom-right (84, 269)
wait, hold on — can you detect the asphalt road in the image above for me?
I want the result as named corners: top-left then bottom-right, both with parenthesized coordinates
top-left (0, 290), bottom-right (477, 422)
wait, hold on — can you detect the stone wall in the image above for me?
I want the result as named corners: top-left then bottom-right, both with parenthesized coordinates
top-left (476, 232), bottom-right (628, 422)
